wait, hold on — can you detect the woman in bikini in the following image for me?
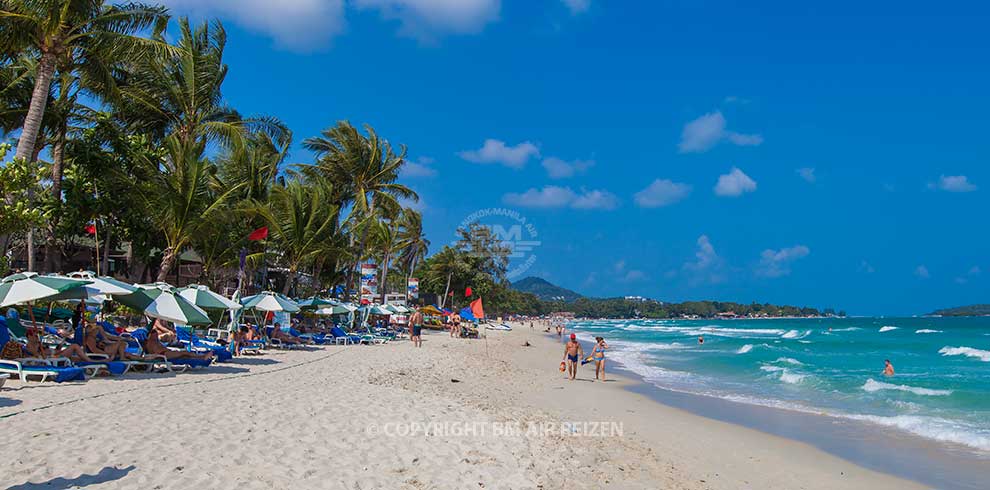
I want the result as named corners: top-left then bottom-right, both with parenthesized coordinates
top-left (592, 336), bottom-right (609, 381)
top-left (83, 323), bottom-right (138, 361)
top-left (24, 328), bottom-right (95, 363)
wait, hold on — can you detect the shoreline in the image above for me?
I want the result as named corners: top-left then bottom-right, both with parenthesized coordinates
top-left (0, 322), bottom-right (936, 489)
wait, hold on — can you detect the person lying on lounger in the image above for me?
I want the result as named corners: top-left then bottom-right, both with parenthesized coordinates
top-left (83, 323), bottom-right (143, 361)
top-left (24, 328), bottom-right (95, 363)
top-left (150, 319), bottom-right (178, 344)
top-left (144, 328), bottom-right (214, 361)
top-left (271, 323), bottom-right (302, 345)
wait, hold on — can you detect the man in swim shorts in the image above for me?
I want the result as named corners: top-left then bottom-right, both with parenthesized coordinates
top-left (562, 333), bottom-right (583, 381)
top-left (410, 309), bottom-right (424, 348)
top-left (883, 359), bottom-right (895, 376)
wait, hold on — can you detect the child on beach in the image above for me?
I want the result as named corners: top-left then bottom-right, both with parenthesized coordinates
top-left (562, 333), bottom-right (584, 381)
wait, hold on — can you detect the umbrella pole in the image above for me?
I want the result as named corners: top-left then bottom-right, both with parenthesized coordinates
top-left (27, 301), bottom-right (38, 329)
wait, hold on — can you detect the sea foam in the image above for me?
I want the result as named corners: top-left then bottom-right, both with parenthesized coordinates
top-left (939, 346), bottom-right (990, 362)
top-left (736, 344), bottom-right (753, 354)
top-left (914, 329), bottom-right (942, 334)
top-left (879, 326), bottom-right (898, 333)
top-left (862, 379), bottom-right (952, 396)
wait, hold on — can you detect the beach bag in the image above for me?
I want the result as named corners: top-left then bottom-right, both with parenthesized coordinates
top-left (2, 341), bottom-right (25, 360)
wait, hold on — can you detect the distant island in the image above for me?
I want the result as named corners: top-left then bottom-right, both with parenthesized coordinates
top-left (508, 276), bottom-right (843, 319)
top-left (928, 304), bottom-right (990, 317)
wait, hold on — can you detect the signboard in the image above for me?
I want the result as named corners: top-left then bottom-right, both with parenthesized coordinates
top-left (360, 263), bottom-right (378, 303)
top-left (407, 278), bottom-right (419, 300)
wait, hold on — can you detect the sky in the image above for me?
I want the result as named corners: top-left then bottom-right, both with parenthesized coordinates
top-left (159, 0), bottom-right (989, 315)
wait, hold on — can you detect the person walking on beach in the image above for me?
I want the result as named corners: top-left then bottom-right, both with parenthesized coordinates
top-left (883, 359), bottom-right (895, 376)
top-left (592, 336), bottom-right (609, 381)
top-left (562, 333), bottom-right (583, 380)
top-left (410, 309), bottom-right (424, 348)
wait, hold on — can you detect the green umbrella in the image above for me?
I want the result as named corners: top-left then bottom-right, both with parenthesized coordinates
top-left (241, 291), bottom-right (300, 312)
top-left (66, 271), bottom-right (138, 295)
top-left (295, 297), bottom-right (337, 310)
top-left (0, 272), bottom-right (91, 307)
top-left (116, 284), bottom-right (212, 325)
top-left (312, 305), bottom-right (353, 315)
top-left (177, 284), bottom-right (242, 311)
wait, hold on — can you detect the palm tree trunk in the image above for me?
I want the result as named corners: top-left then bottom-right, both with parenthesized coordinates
top-left (156, 247), bottom-right (177, 283)
top-left (281, 268), bottom-right (296, 296)
top-left (44, 134), bottom-right (66, 272)
top-left (379, 252), bottom-right (390, 304)
top-left (101, 227), bottom-right (112, 274)
top-left (15, 51), bottom-right (56, 163)
top-left (441, 272), bottom-right (452, 309)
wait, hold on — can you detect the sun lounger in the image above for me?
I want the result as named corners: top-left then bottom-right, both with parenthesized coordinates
top-left (0, 358), bottom-right (87, 382)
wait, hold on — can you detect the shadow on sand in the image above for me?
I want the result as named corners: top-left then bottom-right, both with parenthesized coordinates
top-left (8, 465), bottom-right (136, 489)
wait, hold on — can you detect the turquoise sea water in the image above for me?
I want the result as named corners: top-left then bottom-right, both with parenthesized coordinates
top-left (568, 317), bottom-right (990, 453)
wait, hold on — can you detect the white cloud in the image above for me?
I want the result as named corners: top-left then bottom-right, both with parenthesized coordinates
top-left (678, 111), bottom-right (763, 153)
top-left (634, 179), bottom-right (692, 208)
top-left (159, 0), bottom-right (346, 50)
top-left (354, 0), bottom-right (501, 42)
top-left (756, 245), bottom-right (810, 278)
top-left (930, 175), bottom-right (977, 193)
top-left (160, 0), bottom-right (500, 49)
top-left (571, 189), bottom-right (619, 210)
top-left (915, 265), bottom-right (930, 279)
top-left (682, 235), bottom-right (726, 284)
top-left (797, 167), bottom-right (816, 183)
top-left (561, 0), bottom-right (590, 14)
top-left (401, 156), bottom-right (437, 177)
top-left (621, 269), bottom-right (646, 282)
top-left (714, 167), bottom-right (757, 197)
top-left (459, 139), bottom-right (539, 168)
top-left (502, 186), bottom-right (617, 210)
top-left (541, 157), bottom-right (594, 179)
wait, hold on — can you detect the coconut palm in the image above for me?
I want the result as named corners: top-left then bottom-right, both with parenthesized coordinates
top-left (251, 179), bottom-right (342, 295)
top-left (143, 136), bottom-right (242, 282)
top-left (0, 0), bottom-right (170, 163)
top-left (429, 246), bottom-right (468, 310)
top-left (397, 209), bottom-right (429, 297)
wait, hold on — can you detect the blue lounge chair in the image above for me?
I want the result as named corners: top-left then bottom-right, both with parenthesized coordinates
top-left (329, 326), bottom-right (363, 345)
top-left (175, 326), bottom-right (233, 362)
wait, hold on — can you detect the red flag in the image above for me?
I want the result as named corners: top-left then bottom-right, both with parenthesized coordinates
top-left (465, 286), bottom-right (473, 297)
top-left (247, 226), bottom-right (269, 241)
top-left (470, 298), bottom-right (485, 319)
top-left (84, 224), bottom-right (96, 235)
top-left (448, 291), bottom-right (454, 296)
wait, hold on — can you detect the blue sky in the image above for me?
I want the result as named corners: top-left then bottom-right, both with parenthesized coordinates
top-left (160, 0), bottom-right (988, 315)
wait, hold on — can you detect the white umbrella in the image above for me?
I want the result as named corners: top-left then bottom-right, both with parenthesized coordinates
top-left (0, 272), bottom-right (91, 307)
top-left (116, 283), bottom-right (212, 325)
top-left (66, 271), bottom-right (137, 296)
top-left (240, 291), bottom-right (300, 312)
top-left (177, 284), bottom-right (242, 311)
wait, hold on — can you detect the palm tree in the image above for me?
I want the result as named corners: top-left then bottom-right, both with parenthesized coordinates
top-left (396, 209), bottom-right (429, 300)
top-left (0, 0), bottom-right (170, 162)
top-left (301, 121), bottom-right (417, 298)
top-left (429, 246), bottom-right (467, 310)
top-left (117, 17), bottom-right (285, 149)
top-left (251, 179), bottom-right (342, 295)
top-left (143, 136), bottom-right (241, 282)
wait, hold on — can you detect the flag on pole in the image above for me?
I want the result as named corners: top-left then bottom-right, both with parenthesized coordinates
top-left (465, 286), bottom-right (472, 297)
top-left (470, 297), bottom-right (485, 319)
top-left (84, 224), bottom-right (96, 235)
top-left (247, 226), bottom-right (269, 241)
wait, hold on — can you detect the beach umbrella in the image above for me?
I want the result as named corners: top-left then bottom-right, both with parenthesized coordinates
top-left (115, 283), bottom-right (212, 325)
top-left (419, 305), bottom-right (443, 315)
top-left (177, 284), bottom-right (242, 311)
top-left (0, 272), bottom-right (91, 308)
top-left (312, 305), bottom-right (352, 315)
top-left (295, 297), bottom-right (337, 310)
top-left (240, 291), bottom-right (300, 312)
top-left (66, 271), bottom-right (137, 296)
top-left (365, 305), bottom-right (392, 316)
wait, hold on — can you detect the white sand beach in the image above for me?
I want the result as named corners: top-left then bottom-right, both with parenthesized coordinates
top-left (0, 323), bottom-right (924, 489)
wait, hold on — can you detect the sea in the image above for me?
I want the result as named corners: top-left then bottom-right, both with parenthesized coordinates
top-left (567, 316), bottom-right (990, 456)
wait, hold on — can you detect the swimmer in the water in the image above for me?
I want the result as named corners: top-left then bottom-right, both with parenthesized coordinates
top-left (698, 335), bottom-right (704, 345)
top-left (883, 359), bottom-right (895, 376)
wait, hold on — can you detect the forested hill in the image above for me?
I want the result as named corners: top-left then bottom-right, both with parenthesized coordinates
top-left (511, 277), bottom-right (583, 302)
top-left (929, 304), bottom-right (990, 316)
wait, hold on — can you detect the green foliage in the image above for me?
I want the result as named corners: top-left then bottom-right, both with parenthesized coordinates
top-left (0, 153), bottom-right (44, 235)
top-left (929, 304), bottom-right (990, 317)
top-left (512, 276), bottom-right (582, 302)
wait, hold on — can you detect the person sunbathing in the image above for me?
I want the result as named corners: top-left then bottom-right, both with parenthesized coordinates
top-left (24, 328), bottom-right (95, 363)
top-left (271, 323), bottom-right (302, 345)
top-left (82, 323), bottom-right (130, 360)
top-left (144, 328), bottom-right (214, 361)
top-left (151, 319), bottom-right (177, 344)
